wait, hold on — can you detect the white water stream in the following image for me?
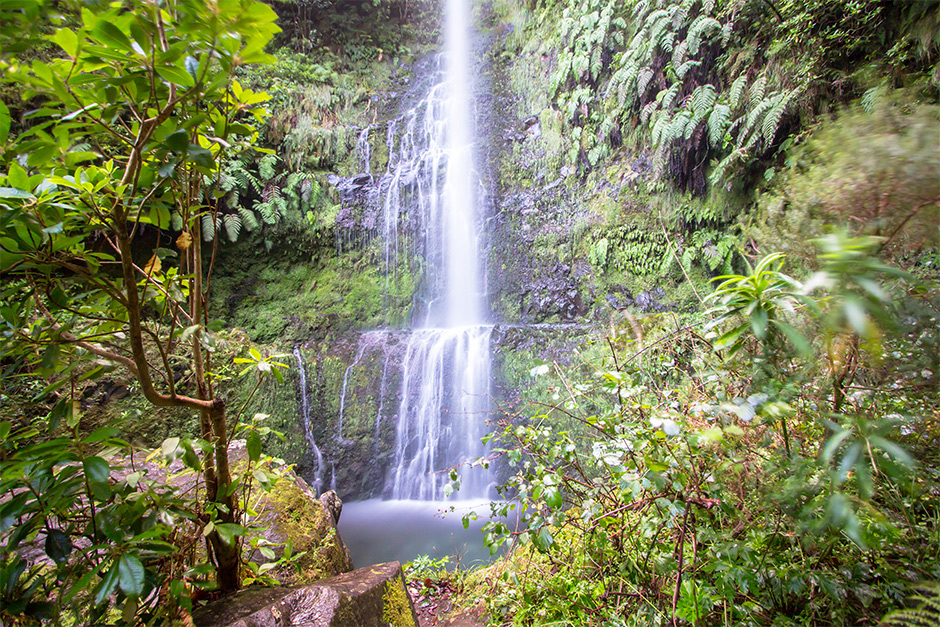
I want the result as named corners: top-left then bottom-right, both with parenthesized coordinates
top-left (298, 0), bottom-right (495, 565)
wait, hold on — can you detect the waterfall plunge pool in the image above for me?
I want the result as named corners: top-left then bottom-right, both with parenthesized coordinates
top-left (338, 499), bottom-right (509, 569)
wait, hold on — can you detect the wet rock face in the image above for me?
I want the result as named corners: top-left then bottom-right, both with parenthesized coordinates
top-left (193, 561), bottom-right (418, 627)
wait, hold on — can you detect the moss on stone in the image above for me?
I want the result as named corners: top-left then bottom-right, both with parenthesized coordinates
top-left (254, 473), bottom-right (352, 584)
top-left (382, 579), bottom-right (417, 627)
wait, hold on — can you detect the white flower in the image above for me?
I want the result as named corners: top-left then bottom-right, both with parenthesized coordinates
top-left (922, 369), bottom-right (933, 379)
top-left (530, 364), bottom-right (550, 377)
top-left (650, 417), bottom-right (680, 436)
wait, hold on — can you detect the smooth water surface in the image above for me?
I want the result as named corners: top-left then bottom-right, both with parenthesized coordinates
top-left (338, 499), bottom-right (498, 568)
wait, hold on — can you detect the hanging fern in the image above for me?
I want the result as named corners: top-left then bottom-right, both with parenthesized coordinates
top-left (200, 212), bottom-right (216, 242)
top-left (707, 104), bottom-right (731, 146)
top-left (749, 75), bottom-right (768, 108)
top-left (236, 205), bottom-right (259, 232)
top-left (686, 15), bottom-right (721, 56)
top-left (223, 213), bottom-right (242, 242)
top-left (728, 75), bottom-right (748, 109)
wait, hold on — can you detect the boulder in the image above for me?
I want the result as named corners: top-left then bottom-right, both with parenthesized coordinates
top-left (250, 474), bottom-right (354, 585)
top-left (193, 561), bottom-right (419, 627)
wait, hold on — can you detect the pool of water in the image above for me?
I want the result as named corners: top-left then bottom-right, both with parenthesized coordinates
top-left (337, 499), bottom-right (500, 569)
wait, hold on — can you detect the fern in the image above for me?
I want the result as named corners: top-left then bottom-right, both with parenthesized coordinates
top-left (223, 213), bottom-right (241, 242)
top-left (676, 59), bottom-right (700, 79)
top-left (707, 104), bottom-right (731, 146)
top-left (691, 84), bottom-right (717, 114)
top-left (728, 75), bottom-right (748, 109)
top-left (258, 154), bottom-right (278, 181)
top-left (200, 212), bottom-right (216, 242)
top-left (749, 75), bottom-right (767, 108)
top-left (686, 15), bottom-right (720, 56)
top-left (638, 67), bottom-right (655, 96)
top-left (658, 83), bottom-right (681, 111)
top-left (236, 205), bottom-right (258, 232)
top-left (881, 583), bottom-right (940, 627)
top-left (761, 87), bottom-right (799, 142)
top-left (671, 38), bottom-right (688, 68)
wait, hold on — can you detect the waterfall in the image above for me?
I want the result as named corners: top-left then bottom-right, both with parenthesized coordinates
top-left (293, 346), bottom-right (324, 492)
top-left (382, 0), bottom-right (492, 500)
top-left (318, 0), bottom-right (493, 502)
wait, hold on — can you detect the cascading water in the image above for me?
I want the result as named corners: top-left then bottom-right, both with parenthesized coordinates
top-left (382, 0), bottom-right (493, 501)
top-left (318, 0), bottom-right (498, 565)
top-left (293, 347), bottom-right (324, 493)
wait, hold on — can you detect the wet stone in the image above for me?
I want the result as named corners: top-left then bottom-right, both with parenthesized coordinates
top-left (194, 561), bottom-right (418, 627)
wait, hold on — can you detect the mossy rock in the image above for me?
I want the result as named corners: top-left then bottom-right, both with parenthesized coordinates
top-left (250, 472), bottom-right (354, 584)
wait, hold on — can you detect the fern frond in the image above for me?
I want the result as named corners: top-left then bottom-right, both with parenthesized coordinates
top-left (658, 83), bottom-right (681, 111)
top-left (638, 67), bottom-right (655, 97)
top-left (672, 0), bottom-right (694, 29)
top-left (672, 39), bottom-right (688, 68)
top-left (691, 84), bottom-right (717, 115)
top-left (200, 212), bottom-right (216, 242)
top-left (641, 101), bottom-right (659, 124)
top-left (258, 154), bottom-right (279, 181)
top-left (223, 213), bottom-right (242, 242)
top-left (761, 89), bottom-right (796, 143)
top-left (236, 205), bottom-right (258, 232)
top-left (707, 104), bottom-right (731, 146)
top-left (651, 112), bottom-right (671, 145)
top-left (861, 85), bottom-right (883, 113)
top-left (749, 75), bottom-right (767, 107)
top-left (720, 20), bottom-right (734, 45)
top-left (676, 59), bottom-right (700, 79)
top-left (881, 583), bottom-right (940, 627)
top-left (741, 96), bottom-right (774, 140)
top-left (687, 16), bottom-right (721, 56)
top-left (729, 75), bottom-right (748, 109)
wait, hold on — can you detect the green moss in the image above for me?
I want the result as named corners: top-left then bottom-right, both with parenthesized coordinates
top-left (261, 475), bottom-right (350, 583)
top-left (382, 579), bottom-right (417, 627)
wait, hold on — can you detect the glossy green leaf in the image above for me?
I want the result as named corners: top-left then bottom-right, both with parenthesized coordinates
top-left (117, 554), bottom-right (145, 597)
top-left (246, 430), bottom-right (261, 463)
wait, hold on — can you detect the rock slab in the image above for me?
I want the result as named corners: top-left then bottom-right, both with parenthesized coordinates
top-left (194, 561), bottom-right (419, 627)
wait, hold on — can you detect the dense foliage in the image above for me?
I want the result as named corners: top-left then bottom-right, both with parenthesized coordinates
top-left (464, 237), bottom-right (938, 626)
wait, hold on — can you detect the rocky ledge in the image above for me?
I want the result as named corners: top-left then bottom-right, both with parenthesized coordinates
top-left (193, 561), bottom-right (418, 627)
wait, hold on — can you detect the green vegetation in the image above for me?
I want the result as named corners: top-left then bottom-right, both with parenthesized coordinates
top-left (1, 0), bottom-right (937, 625)
top-left (464, 237), bottom-right (938, 626)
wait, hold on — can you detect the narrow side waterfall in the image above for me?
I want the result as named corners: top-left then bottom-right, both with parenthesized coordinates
top-left (293, 347), bottom-right (324, 493)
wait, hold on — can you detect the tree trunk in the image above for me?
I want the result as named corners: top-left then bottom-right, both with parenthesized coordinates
top-left (204, 399), bottom-right (241, 592)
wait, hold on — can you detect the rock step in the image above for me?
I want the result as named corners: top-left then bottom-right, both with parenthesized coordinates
top-left (194, 561), bottom-right (419, 627)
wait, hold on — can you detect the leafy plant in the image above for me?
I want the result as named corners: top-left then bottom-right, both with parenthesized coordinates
top-left (0, 0), bottom-right (280, 601)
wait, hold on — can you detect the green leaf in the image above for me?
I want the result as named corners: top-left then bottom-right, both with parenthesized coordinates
top-left (185, 55), bottom-right (199, 79)
top-left (94, 565), bottom-right (119, 605)
top-left (187, 145), bottom-right (213, 168)
top-left (161, 437), bottom-right (181, 458)
top-left (821, 429), bottom-right (852, 463)
top-left (0, 101), bottom-right (10, 145)
top-left (92, 21), bottom-right (132, 52)
top-left (164, 130), bottom-right (189, 153)
top-left (214, 523), bottom-right (246, 546)
top-left (118, 554), bottom-right (145, 597)
top-left (156, 64), bottom-right (195, 88)
top-left (82, 456), bottom-right (110, 484)
top-left (44, 529), bottom-right (72, 563)
top-left (0, 187), bottom-right (34, 199)
top-left (246, 430), bottom-right (261, 463)
top-left (750, 306), bottom-right (769, 340)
